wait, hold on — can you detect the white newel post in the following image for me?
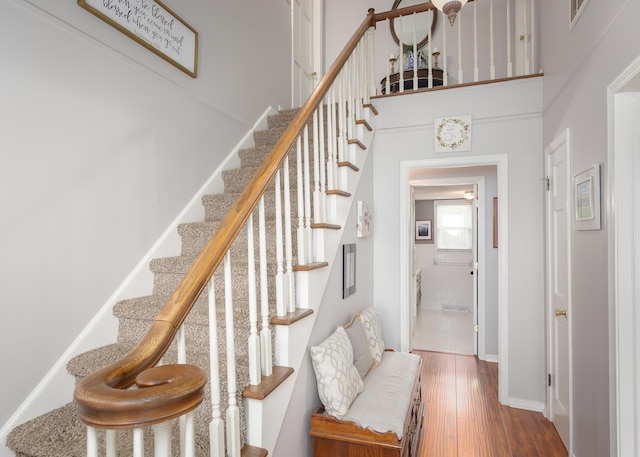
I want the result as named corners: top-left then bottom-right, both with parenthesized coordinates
top-left (87, 426), bottom-right (98, 457)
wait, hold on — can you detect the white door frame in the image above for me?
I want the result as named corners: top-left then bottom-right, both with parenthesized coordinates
top-left (544, 128), bottom-right (573, 451)
top-left (410, 176), bottom-right (486, 359)
top-left (400, 154), bottom-right (509, 404)
top-left (607, 55), bottom-right (640, 457)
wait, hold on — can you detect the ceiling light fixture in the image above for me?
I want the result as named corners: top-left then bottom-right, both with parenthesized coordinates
top-left (431, 0), bottom-right (468, 26)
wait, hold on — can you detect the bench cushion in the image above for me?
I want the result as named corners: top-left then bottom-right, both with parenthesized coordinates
top-left (341, 351), bottom-right (421, 439)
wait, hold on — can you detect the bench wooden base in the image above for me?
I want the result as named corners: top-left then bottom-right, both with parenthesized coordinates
top-left (309, 360), bottom-right (423, 457)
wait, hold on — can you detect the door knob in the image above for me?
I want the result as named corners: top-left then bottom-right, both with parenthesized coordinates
top-left (555, 309), bottom-right (567, 318)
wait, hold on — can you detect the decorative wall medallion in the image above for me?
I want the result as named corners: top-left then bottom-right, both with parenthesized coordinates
top-left (434, 115), bottom-right (472, 152)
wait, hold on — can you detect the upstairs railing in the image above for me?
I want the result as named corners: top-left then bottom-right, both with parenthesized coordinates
top-left (73, 2), bottom-right (536, 456)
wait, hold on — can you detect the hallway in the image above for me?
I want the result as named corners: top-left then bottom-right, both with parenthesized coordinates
top-left (415, 351), bottom-right (567, 457)
top-left (413, 308), bottom-right (474, 355)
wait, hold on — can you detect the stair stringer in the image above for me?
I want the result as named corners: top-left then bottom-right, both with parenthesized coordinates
top-left (0, 106), bottom-right (278, 453)
top-left (244, 124), bottom-right (375, 455)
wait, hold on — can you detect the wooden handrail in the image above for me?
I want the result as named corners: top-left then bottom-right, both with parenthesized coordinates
top-left (73, 6), bottom-right (381, 429)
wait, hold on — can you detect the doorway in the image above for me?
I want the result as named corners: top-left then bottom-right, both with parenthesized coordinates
top-left (411, 180), bottom-right (484, 357)
top-left (400, 155), bottom-right (509, 404)
top-left (608, 56), bottom-right (640, 456)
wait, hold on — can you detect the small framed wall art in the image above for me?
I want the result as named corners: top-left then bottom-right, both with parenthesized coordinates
top-left (573, 163), bottom-right (601, 230)
top-left (356, 201), bottom-right (371, 238)
top-left (415, 219), bottom-right (432, 241)
top-left (343, 244), bottom-right (356, 298)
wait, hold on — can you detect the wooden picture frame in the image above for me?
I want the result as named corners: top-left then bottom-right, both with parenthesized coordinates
top-left (343, 244), bottom-right (356, 298)
top-left (415, 220), bottom-right (432, 241)
top-left (573, 163), bottom-right (601, 230)
top-left (78, 0), bottom-right (199, 77)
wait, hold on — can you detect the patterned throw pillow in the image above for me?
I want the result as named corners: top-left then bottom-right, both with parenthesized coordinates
top-left (310, 327), bottom-right (364, 418)
top-left (359, 305), bottom-right (386, 366)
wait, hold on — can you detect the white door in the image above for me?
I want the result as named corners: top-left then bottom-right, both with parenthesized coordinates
top-left (545, 130), bottom-right (572, 451)
top-left (292, 0), bottom-right (317, 106)
top-left (472, 184), bottom-right (479, 355)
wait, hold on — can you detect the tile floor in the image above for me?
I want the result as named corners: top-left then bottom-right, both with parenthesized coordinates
top-left (412, 308), bottom-right (475, 355)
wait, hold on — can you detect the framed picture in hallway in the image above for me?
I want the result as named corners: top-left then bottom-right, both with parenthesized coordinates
top-left (343, 244), bottom-right (356, 298)
top-left (573, 163), bottom-right (601, 230)
top-left (415, 220), bottom-right (432, 240)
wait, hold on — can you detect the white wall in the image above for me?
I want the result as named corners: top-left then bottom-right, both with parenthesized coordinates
top-left (372, 77), bottom-right (545, 405)
top-left (0, 0), bottom-right (290, 430)
top-left (540, 1), bottom-right (640, 455)
top-left (272, 138), bottom-right (375, 457)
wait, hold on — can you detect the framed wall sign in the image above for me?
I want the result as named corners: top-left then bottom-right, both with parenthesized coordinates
top-left (78, 0), bottom-right (198, 77)
top-left (434, 115), bottom-right (472, 152)
top-left (356, 201), bottom-right (371, 238)
top-left (573, 163), bottom-right (601, 230)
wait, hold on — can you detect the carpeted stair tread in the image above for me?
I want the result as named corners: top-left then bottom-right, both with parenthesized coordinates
top-left (113, 295), bottom-right (262, 326)
top-left (201, 190), bottom-right (300, 223)
top-left (222, 166), bottom-right (301, 194)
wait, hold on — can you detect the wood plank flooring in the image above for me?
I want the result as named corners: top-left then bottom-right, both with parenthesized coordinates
top-left (415, 351), bottom-right (568, 457)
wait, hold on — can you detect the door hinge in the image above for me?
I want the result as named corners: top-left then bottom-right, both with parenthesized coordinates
top-left (474, 324), bottom-right (479, 333)
top-left (545, 176), bottom-right (551, 191)
top-left (548, 373), bottom-right (552, 386)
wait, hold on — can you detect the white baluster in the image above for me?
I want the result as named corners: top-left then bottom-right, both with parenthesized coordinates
top-left (337, 72), bottom-right (346, 165)
top-left (303, 126), bottom-right (313, 262)
top-left (258, 197), bottom-right (273, 376)
top-left (183, 412), bottom-right (195, 457)
top-left (312, 110), bottom-right (321, 225)
top-left (133, 428), bottom-right (144, 457)
top-left (282, 156), bottom-right (296, 313)
top-left (295, 137), bottom-right (306, 266)
top-left (443, 14), bottom-right (448, 86)
top-left (368, 27), bottom-right (376, 99)
top-left (457, 13), bottom-right (464, 83)
top-left (208, 276), bottom-right (224, 457)
top-left (274, 170), bottom-right (286, 316)
top-left (523, 0), bottom-right (530, 74)
top-left (385, 18), bottom-right (391, 95)
top-left (473, 1), bottom-right (479, 81)
top-left (318, 100), bottom-right (327, 224)
top-left (246, 214), bottom-right (261, 385)
top-left (105, 429), bottom-right (116, 457)
top-left (507, 0), bottom-right (513, 77)
top-left (153, 421), bottom-right (171, 457)
top-left (224, 252), bottom-right (241, 457)
top-left (346, 57), bottom-right (354, 140)
top-left (326, 88), bottom-right (336, 191)
top-left (177, 323), bottom-right (187, 456)
top-left (398, 15), bottom-right (404, 92)
top-left (490, 0), bottom-right (496, 79)
top-left (427, 10), bottom-right (433, 88)
top-left (87, 427), bottom-right (98, 457)
top-left (412, 13), bottom-right (418, 90)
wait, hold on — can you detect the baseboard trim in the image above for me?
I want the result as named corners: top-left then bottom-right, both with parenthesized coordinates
top-left (508, 397), bottom-right (546, 413)
top-left (483, 354), bottom-right (499, 363)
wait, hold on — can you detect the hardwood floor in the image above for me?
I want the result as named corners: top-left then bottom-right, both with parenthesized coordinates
top-left (415, 351), bottom-right (568, 457)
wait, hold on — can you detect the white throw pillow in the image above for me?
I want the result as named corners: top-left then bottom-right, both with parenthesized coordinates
top-left (310, 327), bottom-right (364, 418)
top-left (359, 305), bottom-right (386, 366)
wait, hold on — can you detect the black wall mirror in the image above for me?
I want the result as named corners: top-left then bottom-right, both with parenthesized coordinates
top-left (389, 0), bottom-right (439, 49)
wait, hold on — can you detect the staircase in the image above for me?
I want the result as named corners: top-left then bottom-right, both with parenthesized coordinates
top-left (4, 108), bottom-right (329, 456)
